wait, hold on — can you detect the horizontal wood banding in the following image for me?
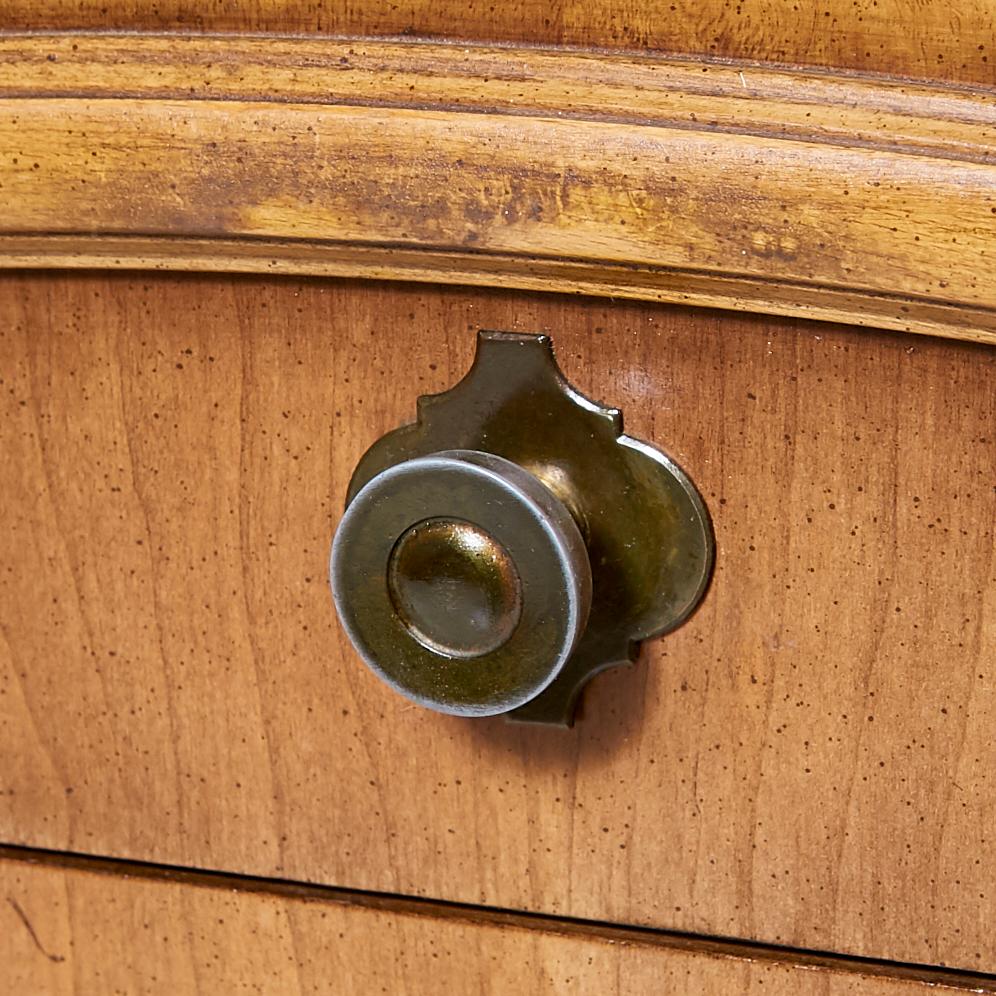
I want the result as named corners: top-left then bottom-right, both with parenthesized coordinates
top-left (2, 34), bottom-right (996, 343)
top-left (2, 847), bottom-right (995, 993)
top-left (0, 1), bottom-right (994, 87)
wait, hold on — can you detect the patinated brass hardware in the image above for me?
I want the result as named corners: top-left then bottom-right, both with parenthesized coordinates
top-left (330, 331), bottom-right (713, 726)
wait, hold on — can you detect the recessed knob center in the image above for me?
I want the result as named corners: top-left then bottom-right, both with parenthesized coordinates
top-left (387, 517), bottom-right (523, 659)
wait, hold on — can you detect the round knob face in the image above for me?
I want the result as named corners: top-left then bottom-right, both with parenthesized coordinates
top-left (387, 518), bottom-right (523, 660)
top-left (330, 450), bottom-right (592, 717)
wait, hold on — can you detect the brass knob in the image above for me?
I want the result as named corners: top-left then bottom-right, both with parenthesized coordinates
top-left (331, 450), bottom-right (592, 716)
top-left (330, 331), bottom-right (713, 726)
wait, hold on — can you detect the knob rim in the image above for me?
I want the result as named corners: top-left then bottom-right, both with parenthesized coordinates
top-left (331, 449), bottom-right (592, 717)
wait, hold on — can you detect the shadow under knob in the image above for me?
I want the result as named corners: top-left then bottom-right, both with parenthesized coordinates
top-left (331, 449), bottom-right (592, 716)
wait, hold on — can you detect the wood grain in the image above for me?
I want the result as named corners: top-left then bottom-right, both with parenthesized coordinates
top-left (3, 852), bottom-right (994, 995)
top-left (0, 0), bottom-right (993, 86)
top-left (3, 35), bottom-right (996, 344)
top-left (0, 273), bottom-right (993, 969)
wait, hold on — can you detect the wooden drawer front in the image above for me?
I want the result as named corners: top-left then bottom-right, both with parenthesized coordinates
top-left (1, 852), bottom-right (989, 994)
top-left (0, 273), bottom-right (993, 970)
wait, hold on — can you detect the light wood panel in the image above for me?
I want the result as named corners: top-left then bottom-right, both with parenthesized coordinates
top-left (2, 851), bottom-right (994, 994)
top-left (0, 0), bottom-right (993, 86)
top-left (3, 35), bottom-right (996, 343)
top-left (0, 274), bottom-right (994, 970)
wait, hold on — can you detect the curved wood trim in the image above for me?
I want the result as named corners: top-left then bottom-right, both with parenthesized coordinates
top-left (1, 0), bottom-right (995, 87)
top-left (2, 34), bottom-right (996, 343)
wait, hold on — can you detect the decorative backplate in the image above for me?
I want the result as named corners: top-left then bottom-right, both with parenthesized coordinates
top-left (342, 331), bottom-right (713, 726)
